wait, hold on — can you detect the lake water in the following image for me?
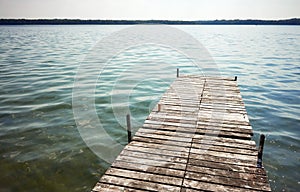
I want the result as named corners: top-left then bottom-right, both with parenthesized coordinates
top-left (0, 25), bottom-right (299, 192)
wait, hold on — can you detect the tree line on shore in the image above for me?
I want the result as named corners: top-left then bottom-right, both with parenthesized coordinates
top-left (0, 18), bottom-right (299, 25)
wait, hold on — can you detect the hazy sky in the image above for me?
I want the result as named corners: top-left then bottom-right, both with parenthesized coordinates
top-left (0, 0), bottom-right (299, 20)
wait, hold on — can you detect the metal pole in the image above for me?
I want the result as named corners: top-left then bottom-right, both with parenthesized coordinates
top-left (257, 134), bottom-right (265, 168)
top-left (126, 114), bottom-right (132, 143)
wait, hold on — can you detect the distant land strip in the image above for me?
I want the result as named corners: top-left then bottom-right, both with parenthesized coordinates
top-left (0, 18), bottom-right (300, 25)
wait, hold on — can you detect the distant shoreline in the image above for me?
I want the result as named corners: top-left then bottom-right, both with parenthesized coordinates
top-left (0, 18), bottom-right (300, 25)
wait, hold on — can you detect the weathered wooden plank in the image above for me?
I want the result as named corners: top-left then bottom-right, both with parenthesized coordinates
top-left (163, 91), bottom-right (201, 96)
top-left (164, 90), bottom-right (202, 95)
top-left (190, 148), bottom-right (257, 161)
top-left (167, 88), bottom-right (202, 92)
top-left (157, 103), bottom-right (199, 109)
top-left (203, 89), bottom-right (241, 94)
top-left (200, 103), bottom-right (246, 110)
top-left (183, 178), bottom-right (254, 192)
top-left (129, 141), bottom-right (190, 153)
top-left (144, 120), bottom-right (196, 128)
top-left (205, 78), bottom-right (237, 82)
top-left (208, 76), bottom-right (236, 81)
top-left (92, 183), bottom-right (146, 192)
top-left (143, 122), bottom-right (196, 131)
top-left (203, 87), bottom-right (241, 93)
top-left (199, 107), bottom-right (247, 114)
top-left (204, 82), bottom-right (239, 87)
top-left (201, 94), bottom-right (243, 99)
top-left (182, 188), bottom-right (213, 192)
top-left (203, 86), bottom-right (239, 90)
top-left (150, 111), bottom-right (198, 118)
top-left (195, 129), bottom-right (252, 140)
top-left (186, 164), bottom-right (268, 182)
top-left (120, 149), bottom-right (188, 164)
top-left (165, 90), bottom-right (199, 94)
top-left (163, 91), bottom-right (242, 97)
top-left (149, 113), bottom-right (198, 121)
top-left (140, 126), bottom-right (197, 136)
top-left (200, 105), bottom-right (245, 111)
top-left (180, 188), bottom-right (206, 192)
top-left (157, 101), bottom-right (200, 107)
top-left (197, 111), bottom-right (249, 123)
top-left (160, 97), bottom-right (201, 101)
top-left (193, 134), bottom-right (255, 145)
top-left (106, 167), bottom-right (183, 186)
top-left (202, 94), bottom-right (243, 100)
top-left (156, 107), bottom-right (197, 112)
top-left (198, 114), bottom-right (250, 125)
top-left (202, 87), bottom-right (239, 92)
top-left (147, 116), bottom-right (197, 124)
top-left (117, 153), bottom-right (187, 170)
top-left (171, 79), bottom-right (204, 83)
top-left (139, 125), bottom-right (251, 140)
top-left (100, 175), bottom-right (181, 192)
top-left (139, 126), bottom-right (197, 137)
top-left (132, 136), bottom-right (191, 148)
top-left (200, 100), bottom-right (244, 105)
top-left (200, 106), bottom-right (247, 112)
top-left (173, 76), bottom-right (203, 80)
top-left (125, 144), bottom-right (189, 158)
top-left (166, 86), bottom-right (202, 91)
top-left (134, 131), bottom-right (192, 143)
top-left (182, 75), bottom-right (233, 81)
top-left (197, 124), bottom-right (253, 135)
top-left (198, 108), bottom-right (247, 114)
top-left (188, 158), bottom-right (265, 174)
top-left (162, 96), bottom-right (197, 102)
top-left (197, 121), bottom-right (252, 130)
top-left (112, 161), bottom-right (185, 177)
top-left (185, 171), bottom-right (271, 191)
top-left (156, 105), bottom-right (199, 113)
top-left (204, 80), bottom-right (237, 84)
top-left (160, 96), bottom-right (200, 101)
top-left (196, 118), bottom-right (250, 126)
top-left (133, 132), bottom-right (255, 151)
top-left (191, 143), bottom-right (257, 156)
top-left (135, 131), bottom-right (254, 149)
top-left (192, 137), bottom-right (256, 150)
top-left (203, 84), bottom-right (238, 88)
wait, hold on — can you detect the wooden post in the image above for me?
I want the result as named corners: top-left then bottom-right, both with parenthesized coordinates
top-left (177, 68), bottom-right (179, 78)
top-left (234, 76), bottom-right (237, 81)
top-left (257, 134), bottom-right (265, 168)
top-left (158, 104), bottom-right (161, 112)
top-left (126, 114), bottom-right (132, 143)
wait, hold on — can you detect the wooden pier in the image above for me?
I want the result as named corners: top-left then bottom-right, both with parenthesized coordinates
top-left (92, 75), bottom-right (271, 192)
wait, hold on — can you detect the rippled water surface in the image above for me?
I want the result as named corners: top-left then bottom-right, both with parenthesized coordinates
top-left (0, 25), bottom-right (299, 191)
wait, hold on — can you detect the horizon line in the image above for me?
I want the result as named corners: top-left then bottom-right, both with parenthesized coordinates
top-left (1, 18), bottom-right (300, 25)
top-left (1, 18), bottom-right (299, 21)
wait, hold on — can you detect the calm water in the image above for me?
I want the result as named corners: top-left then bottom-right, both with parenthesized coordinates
top-left (0, 25), bottom-right (299, 191)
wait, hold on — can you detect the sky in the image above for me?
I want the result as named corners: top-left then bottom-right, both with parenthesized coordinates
top-left (0, 0), bottom-right (299, 20)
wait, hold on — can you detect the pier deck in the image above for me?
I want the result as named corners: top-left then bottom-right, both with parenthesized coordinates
top-left (92, 76), bottom-right (271, 192)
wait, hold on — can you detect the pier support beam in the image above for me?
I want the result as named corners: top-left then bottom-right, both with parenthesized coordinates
top-left (126, 114), bottom-right (132, 143)
top-left (257, 134), bottom-right (265, 168)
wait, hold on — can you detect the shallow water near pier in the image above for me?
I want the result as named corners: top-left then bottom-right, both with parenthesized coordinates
top-left (0, 25), bottom-right (299, 191)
